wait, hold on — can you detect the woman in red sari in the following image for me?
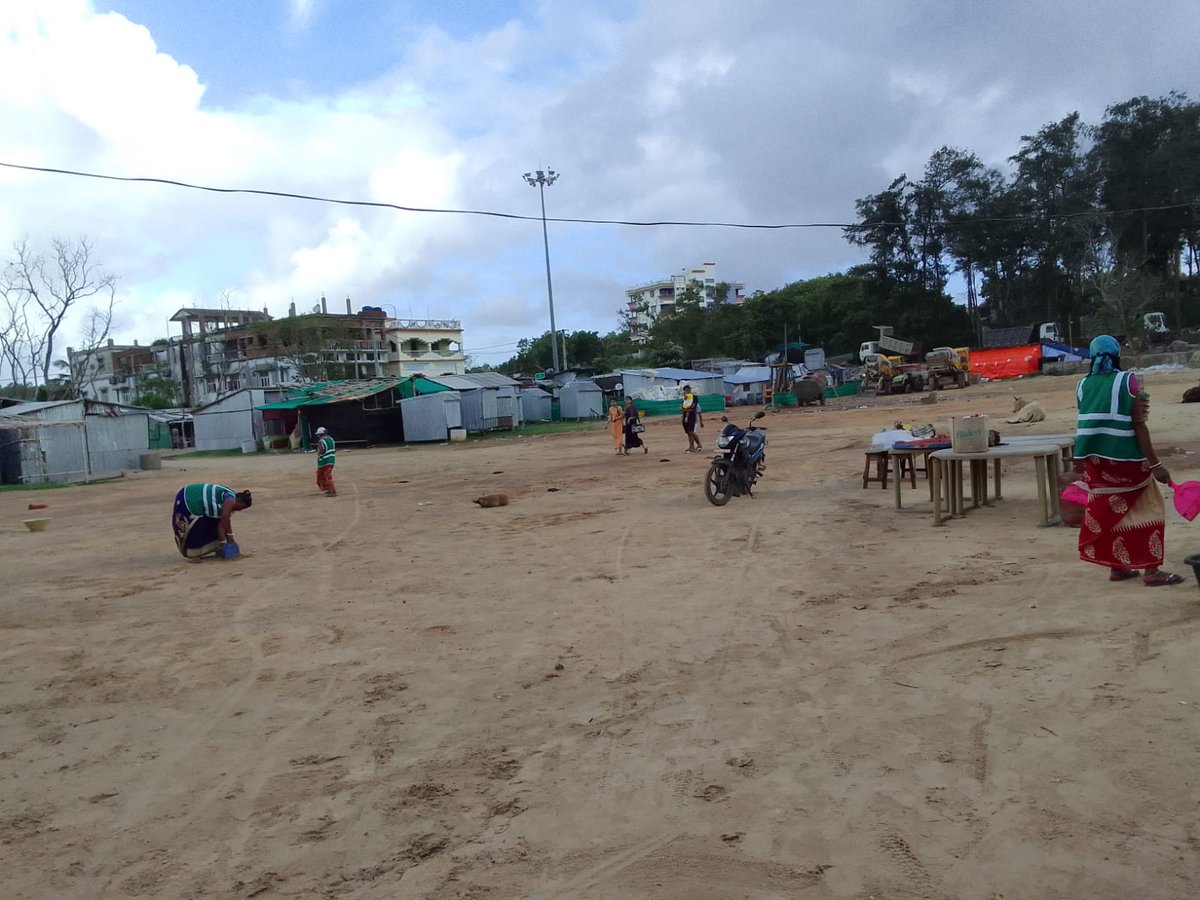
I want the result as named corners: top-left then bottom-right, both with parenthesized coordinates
top-left (1074, 335), bottom-right (1183, 585)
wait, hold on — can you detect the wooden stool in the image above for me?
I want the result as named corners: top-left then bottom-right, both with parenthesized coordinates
top-left (863, 450), bottom-right (889, 489)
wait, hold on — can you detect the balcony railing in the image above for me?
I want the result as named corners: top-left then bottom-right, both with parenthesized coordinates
top-left (324, 339), bottom-right (384, 351)
top-left (390, 318), bottom-right (461, 330)
top-left (392, 349), bottom-right (466, 361)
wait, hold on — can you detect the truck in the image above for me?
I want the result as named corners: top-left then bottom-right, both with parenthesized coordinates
top-left (980, 322), bottom-right (1061, 349)
top-left (1144, 312), bottom-right (1171, 346)
top-left (924, 347), bottom-right (969, 390)
top-left (862, 353), bottom-right (927, 395)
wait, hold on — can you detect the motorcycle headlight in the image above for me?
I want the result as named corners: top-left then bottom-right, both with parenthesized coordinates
top-left (716, 434), bottom-right (734, 449)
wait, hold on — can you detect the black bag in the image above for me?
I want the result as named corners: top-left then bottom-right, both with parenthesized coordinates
top-left (631, 423), bottom-right (645, 433)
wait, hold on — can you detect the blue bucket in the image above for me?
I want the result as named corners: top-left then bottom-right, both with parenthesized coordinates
top-left (221, 542), bottom-right (241, 560)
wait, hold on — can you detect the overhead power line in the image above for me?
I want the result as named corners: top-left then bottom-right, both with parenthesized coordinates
top-left (1, 160), bottom-right (1196, 230)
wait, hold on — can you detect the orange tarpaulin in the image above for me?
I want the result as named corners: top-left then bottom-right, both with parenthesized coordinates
top-left (969, 344), bottom-right (1041, 380)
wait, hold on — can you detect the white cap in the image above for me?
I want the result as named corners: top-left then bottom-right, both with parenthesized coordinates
top-left (316, 427), bottom-right (327, 435)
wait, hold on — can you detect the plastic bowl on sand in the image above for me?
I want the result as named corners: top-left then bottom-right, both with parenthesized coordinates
top-left (1170, 481), bottom-right (1200, 522)
top-left (22, 518), bottom-right (50, 532)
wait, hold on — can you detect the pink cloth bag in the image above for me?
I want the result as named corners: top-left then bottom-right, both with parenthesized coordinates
top-left (1170, 481), bottom-right (1200, 522)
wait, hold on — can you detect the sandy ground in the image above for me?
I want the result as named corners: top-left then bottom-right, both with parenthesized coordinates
top-left (3, 368), bottom-right (1199, 900)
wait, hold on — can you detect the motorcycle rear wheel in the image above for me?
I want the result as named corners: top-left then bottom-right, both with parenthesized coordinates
top-left (704, 463), bottom-right (732, 506)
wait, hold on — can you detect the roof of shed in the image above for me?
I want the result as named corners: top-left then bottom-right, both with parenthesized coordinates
top-left (0, 399), bottom-right (78, 415)
top-left (455, 371), bottom-right (521, 387)
top-left (257, 378), bottom-right (404, 410)
top-left (619, 367), bottom-right (726, 381)
top-left (422, 374), bottom-right (493, 391)
top-left (723, 366), bottom-right (773, 385)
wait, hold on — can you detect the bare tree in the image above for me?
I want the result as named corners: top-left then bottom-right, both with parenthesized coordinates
top-left (0, 279), bottom-right (38, 388)
top-left (3, 236), bottom-right (117, 388)
top-left (65, 297), bottom-right (118, 399)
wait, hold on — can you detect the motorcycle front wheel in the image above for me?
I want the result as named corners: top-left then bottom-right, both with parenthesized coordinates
top-left (704, 462), bottom-right (732, 506)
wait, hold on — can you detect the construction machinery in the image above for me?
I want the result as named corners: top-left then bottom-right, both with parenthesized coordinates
top-left (925, 346), bottom-right (969, 390)
top-left (863, 354), bottom-right (927, 395)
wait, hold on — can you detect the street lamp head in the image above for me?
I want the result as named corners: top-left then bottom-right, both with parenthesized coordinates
top-left (523, 169), bottom-right (560, 188)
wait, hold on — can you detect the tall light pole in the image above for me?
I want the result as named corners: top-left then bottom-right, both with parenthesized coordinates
top-left (523, 168), bottom-right (560, 372)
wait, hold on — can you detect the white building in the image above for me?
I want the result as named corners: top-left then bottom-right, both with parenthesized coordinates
top-left (384, 319), bottom-right (466, 377)
top-left (625, 262), bottom-right (745, 343)
top-left (66, 339), bottom-right (169, 406)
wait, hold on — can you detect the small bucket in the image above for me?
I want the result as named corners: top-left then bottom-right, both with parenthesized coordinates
top-left (221, 542), bottom-right (241, 560)
top-left (1184, 554), bottom-right (1200, 591)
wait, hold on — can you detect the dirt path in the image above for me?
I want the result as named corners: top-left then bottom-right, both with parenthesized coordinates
top-left (3, 369), bottom-right (1199, 899)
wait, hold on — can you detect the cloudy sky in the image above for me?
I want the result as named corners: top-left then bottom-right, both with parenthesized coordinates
top-left (1, 1), bottom-right (1196, 365)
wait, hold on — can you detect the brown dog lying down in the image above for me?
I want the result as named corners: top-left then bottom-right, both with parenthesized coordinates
top-left (473, 493), bottom-right (509, 508)
top-left (1183, 385), bottom-right (1200, 403)
top-left (1007, 396), bottom-right (1046, 424)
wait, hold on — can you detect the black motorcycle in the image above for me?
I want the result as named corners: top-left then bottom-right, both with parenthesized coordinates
top-left (704, 411), bottom-right (767, 506)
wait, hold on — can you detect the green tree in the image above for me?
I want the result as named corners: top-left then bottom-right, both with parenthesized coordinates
top-left (133, 374), bottom-right (183, 408)
top-left (1091, 92), bottom-right (1200, 323)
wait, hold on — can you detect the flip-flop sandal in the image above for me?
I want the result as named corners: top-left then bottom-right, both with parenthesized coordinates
top-left (1143, 573), bottom-right (1185, 586)
top-left (1109, 569), bottom-right (1140, 581)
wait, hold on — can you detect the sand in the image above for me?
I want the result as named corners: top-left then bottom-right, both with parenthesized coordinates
top-left (2, 369), bottom-right (1199, 899)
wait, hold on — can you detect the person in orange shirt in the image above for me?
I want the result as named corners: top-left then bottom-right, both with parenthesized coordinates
top-left (607, 398), bottom-right (625, 455)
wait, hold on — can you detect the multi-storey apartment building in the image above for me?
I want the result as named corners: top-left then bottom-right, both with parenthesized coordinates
top-left (71, 299), bottom-right (467, 409)
top-left (66, 338), bottom-right (171, 405)
top-left (624, 262), bottom-right (745, 343)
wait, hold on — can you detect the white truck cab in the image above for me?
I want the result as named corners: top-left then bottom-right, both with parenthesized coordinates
top-left (1036, 322), bottom-right (1062, 343)
top-left (859, 340), bottom-right (879, 361)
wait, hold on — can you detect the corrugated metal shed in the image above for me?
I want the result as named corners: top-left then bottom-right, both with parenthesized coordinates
top-left (86, 413), bottom-right (150, 471)
top-left (459, 387), bottom-right (501, 432)
top-left (521, 389), bottom-right (552, 422)
top-left (400, 392), bottom-right (462, 442)
top-left (1, 399), bottom-right (85, 421)
top-left (495, 387), bottom-right (523, 428)
top-left (0, 411), bottom-right (148, 483)
top-left (559, 380), bottom-right (604, 419)
top-left (195, 388), bottom-right (288, 450)
top-left (0, 416), bottom-right (88, 484)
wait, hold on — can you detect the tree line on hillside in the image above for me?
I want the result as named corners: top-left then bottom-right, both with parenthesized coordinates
top-left (489, 91), bottom-right (1198, 373)
top-left (847, 91), bottom-right (1199, 343)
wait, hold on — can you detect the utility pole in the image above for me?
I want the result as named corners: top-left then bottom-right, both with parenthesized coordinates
top-left (523, 168), bottom-right (561, 372)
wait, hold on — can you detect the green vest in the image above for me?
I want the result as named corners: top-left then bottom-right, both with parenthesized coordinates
top-left (183, 483), bottom-right (235, 518)
top-left (317, 435), bottom-right (336, 467)
top-left (1074, 371), bottom-right (1142, 461)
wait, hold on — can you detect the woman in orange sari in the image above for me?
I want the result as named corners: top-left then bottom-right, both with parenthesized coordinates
top-left (1074, 335), bottom-right (1183, 586)
top-left (607, 398), bottom-right (625, 454)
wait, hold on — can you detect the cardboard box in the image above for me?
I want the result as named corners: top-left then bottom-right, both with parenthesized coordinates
top-left (951, 414), bottom-right (988, 453)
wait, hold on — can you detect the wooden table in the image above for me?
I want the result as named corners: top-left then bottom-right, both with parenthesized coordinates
top-left (930, 441), bottom-right (1068, 527)
top-left (888, 447), bottom-right (932, 509)
top-left (999, 433), bottom-right (1076, 474)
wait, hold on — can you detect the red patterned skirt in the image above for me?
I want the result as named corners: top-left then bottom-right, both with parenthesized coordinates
top-left (1078, 458), bottom-right (1165, 569)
